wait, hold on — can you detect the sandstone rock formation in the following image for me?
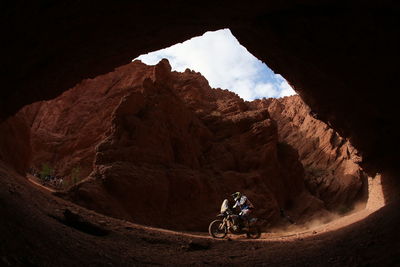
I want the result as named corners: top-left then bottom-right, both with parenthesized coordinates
top-left (20, 62), bottom-right (156, 180)
top-left (1, 2), bottom-right (399, 265)
top-left (18, 59), bottom-right (328, 230)
top-left (251, 96), bottom-right (367, 211)
top-left (2, 2), bottom-right (398, 181)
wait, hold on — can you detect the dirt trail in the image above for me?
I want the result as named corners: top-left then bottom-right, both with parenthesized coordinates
top-left (263, 208), bottom-right (373, 241)
top-left (0, 170), bottom-right (395, 266)
top-left (24, 173), bottom-right (383, 243)
top-left (143, 206), bottom-right (378, 242)
top-left (26, 174), bottom-right (55, 193)
top-left (25, 173), bottom-right (383, 243)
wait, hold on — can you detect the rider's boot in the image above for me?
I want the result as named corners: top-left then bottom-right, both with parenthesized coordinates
top-left (242, 220), bottom-right (250, 231)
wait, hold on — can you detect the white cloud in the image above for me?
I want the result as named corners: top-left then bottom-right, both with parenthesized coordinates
top-left (277, 76), bottom-right (297, 98)
top-left (135, 29), bottom-right (296, 100)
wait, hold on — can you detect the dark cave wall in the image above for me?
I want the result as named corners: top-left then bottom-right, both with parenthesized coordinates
top-left (1, 0), bottom-right (399, 177)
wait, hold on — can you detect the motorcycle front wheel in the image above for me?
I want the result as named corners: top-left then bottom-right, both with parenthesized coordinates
top-left (246, 226), bottom-right (261, 239)
top-left (208, 220), bottom-right (227, 238)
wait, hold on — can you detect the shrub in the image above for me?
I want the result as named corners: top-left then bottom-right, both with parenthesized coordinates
top-left (70, 166), bottom-right (81, 185)
top-left (39, 163), bottom-right (54, 180)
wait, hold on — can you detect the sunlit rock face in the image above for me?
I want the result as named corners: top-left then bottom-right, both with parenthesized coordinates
top-left (16, 59), bottom-right (327, 230)
top-left (252, 96), bottom-right (367, 211)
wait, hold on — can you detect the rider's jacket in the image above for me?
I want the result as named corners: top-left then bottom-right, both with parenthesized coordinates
top-left (233, 195), bottom-right (254, 210)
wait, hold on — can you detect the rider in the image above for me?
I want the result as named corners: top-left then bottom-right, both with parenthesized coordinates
top-left (231, 192), bottom-right (254, 229)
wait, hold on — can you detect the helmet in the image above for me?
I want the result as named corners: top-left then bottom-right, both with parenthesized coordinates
top-left (231, 192), bottom-right (242, 201)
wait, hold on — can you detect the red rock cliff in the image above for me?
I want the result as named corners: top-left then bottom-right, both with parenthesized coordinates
top-left (20, 59), bottom-right (326, 230)
top-left (24, 62), bottom-right (155, 179)
top-left (251, 96), bottom-right (367, 211)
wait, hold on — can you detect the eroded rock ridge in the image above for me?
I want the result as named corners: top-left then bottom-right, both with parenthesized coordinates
top-left (13, 60), bottom-right (366, 230)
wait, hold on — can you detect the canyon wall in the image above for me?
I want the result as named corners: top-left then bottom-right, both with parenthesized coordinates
top-left (5, 56), bottom-right (372, 231)
top-left (20, 59), bottom-right (327, 230)
top-left (252, 96), bottom-right (367, 211)
top-left (21, 62), bottom-right (155, 179)
top-left (2, 2), bottom-right (398, 180)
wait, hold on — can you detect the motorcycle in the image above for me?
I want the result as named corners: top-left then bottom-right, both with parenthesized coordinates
top-left (208, 199), bottom-right (261, 239)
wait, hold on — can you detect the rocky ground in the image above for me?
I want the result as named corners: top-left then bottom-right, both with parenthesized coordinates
top-left (1, 161), bottom-right (399, 266)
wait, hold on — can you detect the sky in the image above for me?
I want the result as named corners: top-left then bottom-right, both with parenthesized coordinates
top-left (135, 29), bottom-right (296, 100)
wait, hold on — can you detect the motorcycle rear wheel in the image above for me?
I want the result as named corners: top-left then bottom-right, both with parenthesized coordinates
top-left (208, 220), bottom-right (227, 238)
top-left (246, 226), bottom-right (261, 239)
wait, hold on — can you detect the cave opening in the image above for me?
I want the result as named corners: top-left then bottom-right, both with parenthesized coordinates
top-left (0, 40), bottom-right (380, 241)
top-left (1, 28), bottom-right (382, 236)
top-left (0, 28), bottom-right (384, 236)
top-left (1, 2), bottom-right (399, 265)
